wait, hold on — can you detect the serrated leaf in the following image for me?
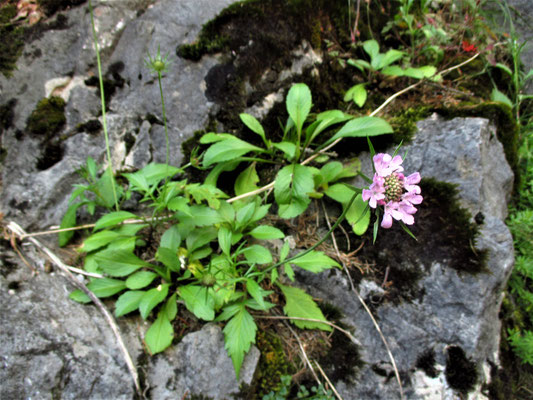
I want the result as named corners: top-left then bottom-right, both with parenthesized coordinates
top-left (243, 245), bottom-right (273, 265)
top-left (115, 290), bottom-right (145, 317)
top-left (203, 138), bottom-right (263, 167)
top-left (274, 164), bottom-right (314, 218)
top-left (126, 270), bottom-right (158, 289)
top-left (278, 284), bottom-right (331, 331)
top-left (145, 311), bottom-right (173, 355)
top-left (223, 305), bottom-right (257, 379)
top-left (94, 211), bottom-right (137, 231)
top-left (94, 249), bottom-right (148, 277)
top-left (290, 250), bottom-right (340, 272)
top-left (69, 289), bottom-right (91, 303)
top-left (326, 116), bottom-right (393, 144)
top-left (179, 285), bottom-right (215, 321)
top-left (139, 284), bottom-right (169, 320)
top-left (87, 277), bottom-right (126, 298)
top-left (239, 113), bottom-right (266, 141)
top-left (234, 163), bottom-right (259, 198)
top-left (248, 225), bottom-right (285, 240)
top-left (286, 83), bottom-right (312, 136)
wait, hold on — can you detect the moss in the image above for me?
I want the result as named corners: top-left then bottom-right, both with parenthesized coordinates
top-left (444, 346), bottom-right (478, 395)
top-left (0, 3), bottom-right (25, 77)
top-left (252, 330), bottom-right (292, 398)
top-left (416, 348), bottom-right (438, 378)
top-left (26, 96), bottom-right (66, 139)
top-left (388, 106), bottom-right (433, 143)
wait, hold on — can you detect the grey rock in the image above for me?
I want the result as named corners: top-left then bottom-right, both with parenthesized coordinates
top-left (300, 115), bottom-right (515, 399)
top-left (148, 324), bottom-right (260, 400)
top-left (0, 258), bottom-right (135, 400)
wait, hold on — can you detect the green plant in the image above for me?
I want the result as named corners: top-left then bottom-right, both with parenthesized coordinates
top-left (262, 374), bottom-right (334, 400)
top-left (344, 39), bottom-right (437, 107)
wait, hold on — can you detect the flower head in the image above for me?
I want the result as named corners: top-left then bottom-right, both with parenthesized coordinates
top-left (145, 46), bottom-right (171, 75)
top-left (364, 152), bottom-right (423, 229)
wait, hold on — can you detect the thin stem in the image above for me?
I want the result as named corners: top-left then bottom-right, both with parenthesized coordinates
top-left (158, 72), bottom-right (170, 167)
top-left (88, 0), bottom-right (119, 211)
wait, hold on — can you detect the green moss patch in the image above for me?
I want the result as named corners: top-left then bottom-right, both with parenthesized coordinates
top-left (0, 2), bottom-right (25, 77)
top-left (26, 96), bottom-right (66, 139)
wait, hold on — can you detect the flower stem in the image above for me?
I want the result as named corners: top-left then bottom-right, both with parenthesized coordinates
top-left (88, 0), bottom-right (119, 211)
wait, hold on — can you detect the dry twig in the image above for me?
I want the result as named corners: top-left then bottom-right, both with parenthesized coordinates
top-left (5, 221), bottom-right (142, 398)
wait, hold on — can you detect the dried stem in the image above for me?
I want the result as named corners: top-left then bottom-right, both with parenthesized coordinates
top-left (6, 221), bottom-right (142, 398)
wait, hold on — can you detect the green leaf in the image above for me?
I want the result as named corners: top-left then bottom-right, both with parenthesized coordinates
top-left (280, 240), bottom-right (290, 262)
top-left (278, 284), bottom-right (331, 331)
top-left (205, 160), bottom-right (240, 187)
top-left (345, 84), bottom-right (367, 107)
top-left (274, 164), bottom-right (314, 219)
top-left (145, 311), bottom-right (174, 355)
top-left (246, 279), bottom-right (267, 310)
top-left (87, 277), bottom-right (126, 298)
top-left (126, 270), bottom-right (158, 289)
top-left (243, 244), bottom-right (273, 264)
top-left (347, 58), bottom-right (371, 72)
top-left (123, 171), bottom-right (149, 193)
top-left (273, 141), bottom-right (297, 160)
top-left (115, 290), bottom-right (145, 317)
top-left (491, 88), bottom-right (513, 108)
top-left (94, 211), bottom-right (137, 231)
top-left (495, 62), bottom-right (513, 76)
top-left (381, 65), bottom-right (404, 76)
top-left (235, 164), bottom-right (260, 198)
top-left (94, 249), bottom-right (149, 277)
top-left (324, 183), bottom-right (354, 204)
top-left (156, 247), bottom-right (180, 272)
top-left (136, 163), bottom-right (181, 187)
top-left (363, 39), bottom-right (380, 60)
top-left (80, 231), bottom-right (121, 253)
top-left (167, 196), bottom-right (192, 215)
top-left (188, 205), bottom-right (223, 226)
top-left (203, 138), bottom-right (264, 167)
top-left (69, 289), bottom-right (91, 303)
top-left (165, 293), bottom-right (178, 320)
top-left (160, 225), bottom-right (181, 252)
top-left (346, 194), bottom-right (370, 235)
top-left (327, 117), bottom-right (393, 144)
top-left (379, 49), bottom-right (404, 69)
top-left (290, 250), bottom-right (340, 272)
top-left (199, 132), bottom-right (236, 144)
top-left (223, 305), bottom-right (257, 379)
top-left (307, 110), bottom-right (353, 144)
top-left (248, 226), bottom-right (285, 240)
top-left (286, 83), bottom-right (312, 136)
top-left (179, 285), bottom-right (215, 321)
top-left (239, 113), bottom-right (266, 142)
top-left (320, 162), bottom-right (344, 183)
top-left (59, 202), bottom-right (80, 247)
top-left (139, 284), bottom-right (169, 320)
top-left (96, 167), bottom-right (119, 209)
top-left (186, 227), bottom-right (218, 253)
top-left (284, 263), bottom-right (295, 281)
top-left (218, 226), bottom-right (232, 255)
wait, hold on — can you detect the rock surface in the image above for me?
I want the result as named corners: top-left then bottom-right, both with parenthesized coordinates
top-left (299, 115), bottom-right (515, 399)
top-left (0, 0), bottom-right (518, 399)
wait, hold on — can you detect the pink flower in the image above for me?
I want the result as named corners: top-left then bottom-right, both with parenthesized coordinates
top-left (362, 174), bottom-right (385, 208)
top-left (363, 152), bottom-right (423, 229)
top-left (373, 153), bottom-right (404, 177)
